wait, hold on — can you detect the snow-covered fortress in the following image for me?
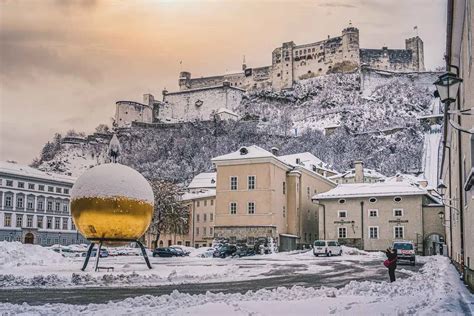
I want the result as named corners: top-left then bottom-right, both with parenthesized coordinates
top-left (114, 24), bottom-right (425, 128)
top-left (178, 24), bottom-right (424, 91)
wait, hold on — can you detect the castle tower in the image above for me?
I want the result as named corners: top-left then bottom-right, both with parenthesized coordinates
top-left (405, 36), bottom-right (425, 71)
top-left (178, 71), bottom-right (192, 90)
top-left (280, 41), bottom-right (295, 89)
top-left (242, 55), bottom-right (247, 71)
top-left (341, 23), bottom-right (360, 64)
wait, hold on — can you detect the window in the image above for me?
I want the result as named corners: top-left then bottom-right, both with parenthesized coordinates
top-left (62, 218), bottom-right (68, 230)
top-left (210, 213), bottom-right (213, 221)
top-left (307, 187), bottom-right (310, 199)
top-left (210, 227), bottom-right (213, 236)
top-left (6, 180), bottom-right (13, 187)
top-left (196, 214), bottom-right (200, 222)
top-left (248, 202), bottom-right (255, 214)
top-left (55, 202), bottom-right (60, 212)
top-left (248, 176), bottom-right (256, 190)
top-left (55, 217), bottom-right (60, 229)
top-left (4, 213), bottom-right (11, 227)
top-left (37, 216), bottom-right (43, 229)
top-left (369, 209), bottom-right (378, 217)
top-left (369, 197), bottom-right (377, 203)
top-left (338, 227), bottom-right (347, 238)
top-left (196, 227), bottom-right (199, 235)
top-left (63, 188), bottom-right (69, 194)
top-left (283, 182), bottom-right (286, 194)
top-left (210, 199), bottom-right (214, 206)
top-left (56, 188), bottom-right (62, 193)
top-left (5, 196), bottom-right (12, 207)
top-left (203, 227), bottom-right (207, 235)
top-left (338, 199), bottom-right (346, 204)
top-left (229, 202), bottom-right (237, 215)
top-left (16, 215), bottom-right (23, 228)
top-left (27, 215), bottom-right (33, 228)
top-left (38, 185), bottom-right (45, 191)
top-left (28, 183), bottom-right (35, 190)
top-left (63, 204), bottom-right (68, 213)
top-left (71, 221), bottom-right (76, 230)
top-left (230, 177), bottom-right (238, 190)
top-left (27, 200), bottom-right (34, 209)
top-left (38, 201), bottom-right (44, 211)
top-left (394, 226), bottom-right (404, 239)
top-left (369, 227), bottom-right (379, 239)
top-left (204, 200), bottom-right (207, 206)
top-left (393, 196), bottom-right (402, 203)
top-left (48, 186), bottom-right (54, 192)
top-left (393, 209), bottom-right (403, 217)
top-left (17, 196), bottom-right (24, 208)
top-left (18, 182), bottom-right (24, 188)
top-left (197, 201), bottom-right (200, 207)
top-left (203, 213), bottom-right (207, 222)
top-left (283, 206), bottom-right (286, 218)
top-left (338, 210), bottom-right (347, 218)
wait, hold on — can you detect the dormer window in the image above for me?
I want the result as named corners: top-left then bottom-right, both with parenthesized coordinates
top-left (239, 147), bottom-right (248, 155)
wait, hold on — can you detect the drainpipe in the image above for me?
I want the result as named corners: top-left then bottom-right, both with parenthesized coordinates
top-left (360, 201), bottom-right (364, 249)
top-left (322, 203), bottom-right (326, 240)
top-left (192, 201), bottom-right (196, 247)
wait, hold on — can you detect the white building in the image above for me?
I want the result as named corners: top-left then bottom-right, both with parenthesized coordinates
top-left (0, 161), bottom-right (87, 246)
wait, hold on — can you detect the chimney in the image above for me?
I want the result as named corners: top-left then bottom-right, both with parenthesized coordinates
top-left (271, 147), bottom-right (279, 156)
top-left (354, 160), bottom-right (364, 183)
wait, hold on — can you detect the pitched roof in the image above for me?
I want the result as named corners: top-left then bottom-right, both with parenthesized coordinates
top-left (188, 172), bottom-right (216, 189)
top-left (329, 168), bottom-right (386, 180)
top-left (212, 145), bottom-right (278, 162)
top-left (181, 189), bottom-right (216, 201)
top-left (0, 161), bottom-right (76, 184)
top-left (278, 152), bottom-right (338, 174)
top-left (313, 182), bottom-right (427, 200)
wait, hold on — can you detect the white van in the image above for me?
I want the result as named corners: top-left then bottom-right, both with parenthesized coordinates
top-left (392, 241), bottom-right (416, 266)
top-left (313, 240), bottom-right (342, 257)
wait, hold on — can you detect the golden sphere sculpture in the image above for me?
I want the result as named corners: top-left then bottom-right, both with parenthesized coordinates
top-left (71, 163), bottom-right (154, 242)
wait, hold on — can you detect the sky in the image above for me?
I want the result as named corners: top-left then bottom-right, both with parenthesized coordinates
top-left (0, 0), bottom-right (446, 164)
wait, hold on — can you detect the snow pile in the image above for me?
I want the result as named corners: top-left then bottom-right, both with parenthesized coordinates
top-left (71, 163), bottom-right (154, 203)
top-left (0, 241), bottom-right (68, 268)
top-left (341, 245), bottom-right (370, 256)
top-left (2, 256), bottom-right (472, 315)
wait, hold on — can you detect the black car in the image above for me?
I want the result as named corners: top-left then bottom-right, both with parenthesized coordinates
top-left (213, 245), bottom-right (237, 258)
top-left (81, 249), bottom-right (109, 258)
top-left (232, 245), bottom-right (256, 258)
top-left (153, 247), bottom-right (184, 257)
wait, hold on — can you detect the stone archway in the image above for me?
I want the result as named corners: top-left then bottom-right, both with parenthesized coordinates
top-left (424, 233), bottom-right (445, 256)
top-left (24, 232), bottom-right (34, 244)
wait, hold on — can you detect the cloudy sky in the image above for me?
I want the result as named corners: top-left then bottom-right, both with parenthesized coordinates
top-left (0, 0), bottom-right (446, 164)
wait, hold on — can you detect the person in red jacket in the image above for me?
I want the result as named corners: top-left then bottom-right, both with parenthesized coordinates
top-left (384, 248), bottom-right (398, 282)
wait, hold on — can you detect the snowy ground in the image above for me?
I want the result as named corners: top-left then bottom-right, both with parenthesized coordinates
top-left (0, 242), bottom-right (473, 315)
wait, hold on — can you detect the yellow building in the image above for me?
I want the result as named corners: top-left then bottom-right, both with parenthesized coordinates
top-left (211, 146), bottom-right (337, 251)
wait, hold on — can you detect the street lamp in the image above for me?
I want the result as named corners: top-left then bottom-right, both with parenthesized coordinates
top-left (434, 72), bottom-right (463, 104)
top-left (438, 211), bottom-right (445, 220)
top-left (437, 182), bottom-right (447, 197)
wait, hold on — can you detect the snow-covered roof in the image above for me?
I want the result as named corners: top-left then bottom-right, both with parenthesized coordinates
top-left (0, 161), bottom-right (76, 184)
top-left (212, 145), bottom-right (277, 162)
top-left (216, 108), bottom-right (239, 117)
top-left (188, 172), bottom-right (216, 190)
top-left (329, 168), bottom-right (386, 180)
top-left (278, 152), bottom-right (338, 174)
top-left (182, 189), bottom-right (216, 201)
top-left (313, 182), bottom-right (427, 200)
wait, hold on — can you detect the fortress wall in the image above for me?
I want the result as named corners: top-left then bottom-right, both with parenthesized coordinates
top-left (115, 102), bottom-right (153, 128)
top-left (159, 87), bottom-right (244, 122)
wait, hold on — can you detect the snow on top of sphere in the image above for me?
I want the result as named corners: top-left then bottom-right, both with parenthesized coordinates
top-left (71, 163), bottom-right (154, 204)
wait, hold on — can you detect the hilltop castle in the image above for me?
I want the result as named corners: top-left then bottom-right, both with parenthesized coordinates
top-left (178, 25), bottom-right (424, 91)
top-left (114, 25), bottom-right (425, 127)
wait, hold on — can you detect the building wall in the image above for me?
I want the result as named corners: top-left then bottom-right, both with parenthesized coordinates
top-left (318, 195), bottom-right (426, 251)
top-left (0, 174), bottom-right (87, 246)
top-left (159, 85), bottom-right (244, 122)
top-left (115, 101), bottom-right (153, 128)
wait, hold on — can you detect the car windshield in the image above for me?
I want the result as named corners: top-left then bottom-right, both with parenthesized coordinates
top-left (393, 243), bottom-right (413, 250)
top-left (314, 241), bottom-right (326, 247)
top-left (327, 241), bottom-right (338, 246)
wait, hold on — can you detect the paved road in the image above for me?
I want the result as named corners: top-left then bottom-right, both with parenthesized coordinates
top-left (0, 260), bottom-right (421, 306)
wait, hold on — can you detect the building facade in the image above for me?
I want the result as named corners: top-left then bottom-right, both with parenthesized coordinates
top-left (212, 146), bottom-right (337, 250)
top-left (440, 0), bottom-right (474, 290)
top-left (313, 181), bottom-right (444, 253)
top-left (329, 161), bottom-right (386, 184)
top-left (178, 25), bottom-right (424, 92)
top-left (0, 161), bottom-right (87, 246)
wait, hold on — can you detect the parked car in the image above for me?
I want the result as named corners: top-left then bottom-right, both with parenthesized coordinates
top-left (152, 247), bottom-right (185, 257)
top-left (170, 246), bottom-right (190, 256)
top-left (392, 241), bottom-right (416, 266)
top-left (82, 248), bottom-right (109, 258)
top-left (213, 244), bottom-right (237, 258)
top-left (233, 245), bottom-right (256, 258)
top-left (313, 240), bottom-right (342, 257)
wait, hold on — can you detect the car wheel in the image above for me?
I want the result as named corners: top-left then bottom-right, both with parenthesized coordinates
top-left (326, 252), bottom-right (330, 257)
top-left (339, 250), bottom-right (343, 256)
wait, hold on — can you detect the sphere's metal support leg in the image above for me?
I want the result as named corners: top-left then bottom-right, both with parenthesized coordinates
top-left (94, 241), bottom-right (103, 272)
top-left (137, 240), bottom-right (152, 269)
top-left (81, 242), bottom-right (95, 271)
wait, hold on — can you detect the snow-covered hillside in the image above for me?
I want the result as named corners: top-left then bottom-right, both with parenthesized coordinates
top-left (34, 70), bottom-right (440, 182)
